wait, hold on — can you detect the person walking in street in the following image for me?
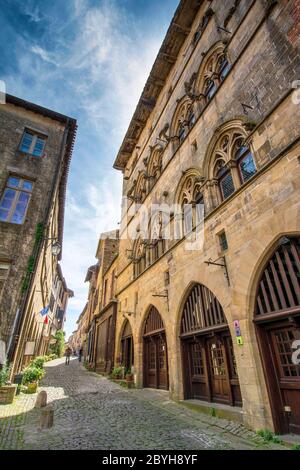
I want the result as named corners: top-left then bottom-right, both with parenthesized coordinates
top-left (78, 347), bottom-right (83, 362)
top-left (65, 346), bottom-right (72, 365)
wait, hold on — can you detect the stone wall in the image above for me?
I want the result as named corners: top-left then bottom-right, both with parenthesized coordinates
top-left (0, 101), bottom-right (66, 355)
top-left (113, 0), bottom-right (300, 432)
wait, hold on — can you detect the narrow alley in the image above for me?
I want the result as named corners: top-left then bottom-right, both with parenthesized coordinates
top-left (0, 358), bottom-right (286, 450)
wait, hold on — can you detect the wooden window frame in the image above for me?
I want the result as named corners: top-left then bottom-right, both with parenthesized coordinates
top-left (19, 129), bottom-right (47, 157)
top-left (0, 176), bottom-right (34, 224)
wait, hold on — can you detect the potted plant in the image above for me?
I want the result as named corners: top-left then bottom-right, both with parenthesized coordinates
top-left (0, 361), bottom-right (17, 404)
top-left (125, 368), bottom-right (134, 382)
top-left (111, 366), bottom-right (123, 380)
top-left (22, 366), bottom-right (45, 393)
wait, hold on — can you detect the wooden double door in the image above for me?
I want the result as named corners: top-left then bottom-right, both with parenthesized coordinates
top-left (182, 331), bottom-right (242, 406)
top-left (144, 333), bottom-right (169, 390)
top-left (258, 320), bottom-right (300, 435)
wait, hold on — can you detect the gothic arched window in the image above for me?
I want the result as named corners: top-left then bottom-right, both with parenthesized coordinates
top-left (134, 172), bottom-right (147, 202)
top-left (194, 43), bottom-right (231, 106)
top-left (171, 98), bottom-right (195, 147)
top-left (177, 172), bottom-right (205, 235)
top-left (210, 127), bottom-right (256, 202)
top-left (148, 147), bottom-right (163, 190)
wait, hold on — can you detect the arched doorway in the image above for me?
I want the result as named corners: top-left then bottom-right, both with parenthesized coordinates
top-left (143, 306), bottom-right (169, 390)
top-left (254, 236), bottom-right (300, 435)
top-left (120, 320), bottom-right (134, 371)
top-left (180, 283), bottom-right (241, 406)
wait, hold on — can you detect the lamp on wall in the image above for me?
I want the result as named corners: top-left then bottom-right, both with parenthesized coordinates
top-left (43, 237), bottom-right (61, 256)
top-left (51, 241), bottom-right (61, 256)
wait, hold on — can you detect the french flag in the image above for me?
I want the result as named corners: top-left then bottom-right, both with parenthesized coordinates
top-left (40, 305), bottom-right (49, 316)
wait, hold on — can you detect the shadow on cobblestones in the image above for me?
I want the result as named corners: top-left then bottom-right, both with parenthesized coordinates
top-left (0, 358), bottom-right (288, 451)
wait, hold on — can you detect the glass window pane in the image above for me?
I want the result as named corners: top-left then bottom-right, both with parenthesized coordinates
top-left (183, 205), bottom-right (193, 233)
top-left (11, 192), bottom-right (30, 224)
top-left (239, 153), bottom-right (256, 182)
top-left (20, 132), bottom-right (33, 153)
top-left (33, 137), bottom-right (45, 157)
top-left (0, 208), bottom-right (9, 221)
top-left (219, 59), bottom-right (230, 81)
top-left (178, 126), bottom-right (185, 142)
top-left (220, 172), bottom-right (235, 200)
top-left (22, 180), bottom-right (33, 191)
top-left (8, 177), bottom-right (20, 188)
top-left (206, 80), bottom-right (217, 100)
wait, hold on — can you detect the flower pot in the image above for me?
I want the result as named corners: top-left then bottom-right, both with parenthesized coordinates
top-left (27, 382), bottom-right (38, 394)
top-left (125, 374), bottom-right (134, 382)
top-left (0, 385), bottom-right (17, 404)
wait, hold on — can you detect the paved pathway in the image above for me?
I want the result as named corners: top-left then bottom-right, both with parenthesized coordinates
top-left (0, 358), bottom-right (287, 450)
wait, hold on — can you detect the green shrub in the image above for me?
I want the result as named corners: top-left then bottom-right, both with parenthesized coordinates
top-left (49, 330), bottom-right (65, 358)
top-left (47, 353), bottom-right (57, 361)
top-left (30, 356), bottom-right (46, 369)
top-left (257, 429), bottom-right (283, 444)
top-left (0, 361), bottom-right (11, 387)
top-left (22, 366), bottom-right (45, 384)
top-left (111, 367), bottom-right (123, 378)
top-left (292, 444), bottom-right (300, 451)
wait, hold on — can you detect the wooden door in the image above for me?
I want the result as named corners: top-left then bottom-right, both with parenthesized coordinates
top-left (144, 335), bottom-right (168, 389)
top-left (157, 334), bottom-right (168, 390)
top-left (185, 340), bottom-right (210, 400)
top-left (207, 337), bottom-right (231, 404)
top-left (268, 325), bottom-right (300, 434)
top-left (144, 338), bottom-right (157, 388)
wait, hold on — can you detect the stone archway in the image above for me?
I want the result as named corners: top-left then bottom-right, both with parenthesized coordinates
top-left (253, 235), bottom-right (300, 435)
top-left (180, 283), bottom-right (242, 406)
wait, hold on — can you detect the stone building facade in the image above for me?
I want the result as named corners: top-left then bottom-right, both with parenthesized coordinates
top-left (111, 0), bottom-right (300, 435)
top-left (74, 231), bottom-right (119, 372)
top-left (0, 94), bottom-right (76, 372)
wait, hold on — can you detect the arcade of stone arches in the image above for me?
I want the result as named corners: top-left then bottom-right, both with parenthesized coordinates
top-left (119, 235), bottom-right (300, 435)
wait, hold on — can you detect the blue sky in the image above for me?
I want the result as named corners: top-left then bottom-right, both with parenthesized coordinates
top-left (0, 0), bottom-right (178, 339)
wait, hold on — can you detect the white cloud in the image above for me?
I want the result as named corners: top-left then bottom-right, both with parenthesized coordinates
top-left (5, 0), bottom-right (170, 338)
top-left (31, 45), bottom-right (58, 65)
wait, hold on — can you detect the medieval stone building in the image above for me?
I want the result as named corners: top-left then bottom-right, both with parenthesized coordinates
top-left (0, 94), bottom-right (76, 372)
top-left (110, 0), bottom-right (300, 435)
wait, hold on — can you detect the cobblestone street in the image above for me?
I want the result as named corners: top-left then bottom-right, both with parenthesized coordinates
top-left (0, 358), bottom-right (287, 450)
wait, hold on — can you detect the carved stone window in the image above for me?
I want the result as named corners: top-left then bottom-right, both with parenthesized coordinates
top-left (134, 171), bottom-right (147, 202)
top-left (177, 172), bottom-right (205, 235)
top-left (147, 147), bottom-right (163, 190)
top-left (171, 98), bottom-right (195, 147)
top-left (194, 42), bottom-right (231, 107)
top-left (210, 127), bottom-right (256, 202)
top-left (133, 237), bottom-right (147, 278)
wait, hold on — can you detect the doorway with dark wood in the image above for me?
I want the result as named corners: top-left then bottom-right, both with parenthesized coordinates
top-left (143, 306), bottom-right (169, 390)
top-left (120, 319), bottom-right (134, 371)
top-left (254, 236), bottom-right (300, 435)
top-left (181, 283), bottom-right (242, 406)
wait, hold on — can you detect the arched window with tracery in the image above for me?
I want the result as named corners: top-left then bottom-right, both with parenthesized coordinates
top-left (171, 98), bottom-right (196, 147)
top-left (133, 237), bottom-right (147, 278)
top-left (149, 211), bottom-right (166, 263)
top-left (195, 43), bottom-right (231, 106)
top-left (134, 172), bottom-right (147, 202)
top-left (147, 147), bottom-right (163, 191)
top-left (210, 126), bottom-right (256, 203)
top-left (177, 172), bottom-right (205, 236)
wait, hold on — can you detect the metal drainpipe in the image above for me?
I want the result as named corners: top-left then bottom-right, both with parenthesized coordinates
top-left (7, 120), bottom-right (70, 368)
